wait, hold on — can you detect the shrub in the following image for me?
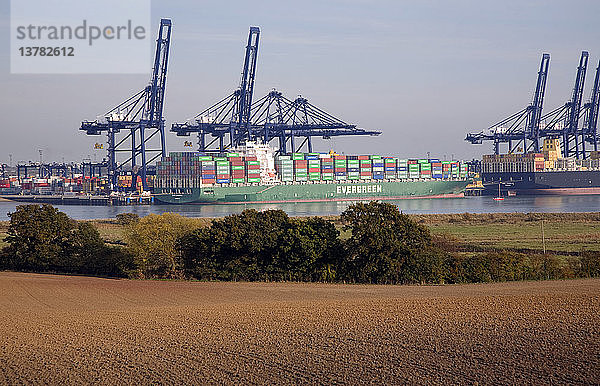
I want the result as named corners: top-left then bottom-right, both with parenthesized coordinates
top-left (125, 213), bottom-right (202, 279)
top-left (116, 213), bottom-right (140, 226)
top-left (66, 222), bottom-right (135, 277)
top-left (577, 251), bottom-right (600, 278)
top-left (178, 209), bottom-right (341, 282)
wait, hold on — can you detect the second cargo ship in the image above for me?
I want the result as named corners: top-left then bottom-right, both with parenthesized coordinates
top-left (154, 143), bottom-right (469, 204)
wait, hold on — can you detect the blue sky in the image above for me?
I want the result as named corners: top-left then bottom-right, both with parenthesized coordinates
top-left (1, 0), bottom-right (600, 163)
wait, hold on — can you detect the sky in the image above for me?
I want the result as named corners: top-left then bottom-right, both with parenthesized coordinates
top-left (1, 0), bottom-right (600, 164)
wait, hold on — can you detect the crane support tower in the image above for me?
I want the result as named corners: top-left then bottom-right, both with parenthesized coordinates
top-left (582, 59), bottom-right (600, 156)
top-left (80, 19), bottom-right (172, 190)
top-left (172, 26), bottom-right (380, 154)
top-left (561, 51), bottom-right (589, 158)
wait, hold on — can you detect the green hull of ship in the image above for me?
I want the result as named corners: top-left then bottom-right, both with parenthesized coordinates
top-left (153, 180), bottom-right (469, 204)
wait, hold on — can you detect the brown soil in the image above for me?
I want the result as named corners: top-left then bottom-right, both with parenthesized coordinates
top-left (0, 272), bottom-right (598, 384)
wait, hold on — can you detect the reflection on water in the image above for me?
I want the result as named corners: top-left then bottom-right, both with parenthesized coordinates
top-left (0, 195), bottom-right (599, 221)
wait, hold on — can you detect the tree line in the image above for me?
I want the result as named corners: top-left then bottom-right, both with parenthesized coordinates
top-left (1, 202), bottom-right (599, 283)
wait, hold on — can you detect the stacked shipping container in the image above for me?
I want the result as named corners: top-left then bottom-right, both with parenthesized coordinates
top-left (157, 151), bottom-right (470, 188)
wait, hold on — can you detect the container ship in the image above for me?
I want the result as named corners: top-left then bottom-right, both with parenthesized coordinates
top-left (481, 139), bottom-right (600, 195)
top-left (153, 143), bottom-right (469, 204)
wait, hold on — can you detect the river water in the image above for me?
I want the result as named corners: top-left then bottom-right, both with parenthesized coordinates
top-left (0, 195), bottom-right (599, 221)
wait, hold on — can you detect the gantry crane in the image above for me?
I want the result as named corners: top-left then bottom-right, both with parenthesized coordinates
top-left (465, 53), bottom-right (550, 154)
top-left (539, 51), bottom-right (589, 158)
top-left (582, 59), bottom-right (600, 156)
top-left (171, 27), bottom-right (260, 152)
top-left (172, 27), bottom-right (380, 153)
top-left (80, 19), bottom-right (172, 190)
top-left (466, 51), bottom-right (600, 159)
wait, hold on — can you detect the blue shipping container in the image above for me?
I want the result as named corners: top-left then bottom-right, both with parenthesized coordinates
top-left (216, 179), bottom-right (230, 184)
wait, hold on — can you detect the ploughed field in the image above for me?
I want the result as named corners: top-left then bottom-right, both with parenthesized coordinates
top-left (0, 273), bottom-right (598, 384)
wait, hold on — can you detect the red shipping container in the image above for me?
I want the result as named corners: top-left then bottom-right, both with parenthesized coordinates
top-left (358, 155), bottom-right (370, 160)
top-left (334, 168), bottom-right (346, 172)
top-left (360, 171), bottom-right (372, 176)
top-left (202, 179), bottom-right (215, 184)
top-left (247, 174), bottom-right (260, 178)
top-left (421, 170), bottom-right (431, 174)
top-left (308, 168), bottom-right (320, 172)
top-left (246, 164), bottom-right (260, 170)
top-left (334, 155), bottom-right (346, 160)
top-left (294, 160), bottom-right (308, 166)
top-left (321, 158), bottom-right (333, 162)
top-left (243, 156), bottom-right (258, 161)
top-left (216, 174), bottom-right (230, 179)
top-left (230, 161), bottom-right (244, 166)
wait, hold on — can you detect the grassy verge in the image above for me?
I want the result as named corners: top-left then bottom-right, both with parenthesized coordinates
top-left (411, 213), bottom-right (600, 254)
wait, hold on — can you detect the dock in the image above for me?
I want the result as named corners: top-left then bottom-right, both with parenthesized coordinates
top-left (0, 195), bottom-right (154, 206)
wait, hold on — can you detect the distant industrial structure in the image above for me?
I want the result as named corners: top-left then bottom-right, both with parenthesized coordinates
top-left (77, 21), bottom-right (380, 192)
top-left (466, 51), bottom-right (600, 159)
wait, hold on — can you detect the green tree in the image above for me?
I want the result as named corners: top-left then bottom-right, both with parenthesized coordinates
top-left (340, 201), bottom-right (433, 284)
top-left (5, 204), bottom-right (74, 271)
